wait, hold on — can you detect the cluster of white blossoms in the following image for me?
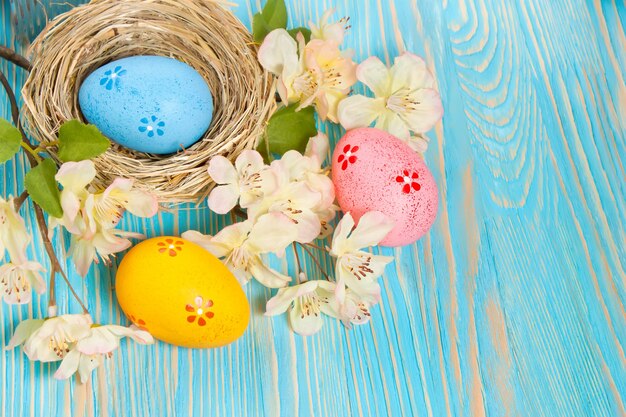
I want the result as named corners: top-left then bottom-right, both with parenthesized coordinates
top-left (184, 133), bottom-right (395, 335)
top-left (0, 196), bottom-right (45, 304)
top-left (49, 160), bottom-right (158, 277)
top-left (259, 10), bottom-right (443, 153)
top-left (258, 9), bottom-right (356, 123)
top-left (6, 314), bottom-right (153, 383)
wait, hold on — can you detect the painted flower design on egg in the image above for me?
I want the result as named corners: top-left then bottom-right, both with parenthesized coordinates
top-left (396, 170), bottom-right (421, 194)
top-left (186, 296), bottom-right (215, 326)
top-left (157, 238), bottom-right (184, 257)
top-left (100, 66), bottom-right (127, 90)
top-left (337, 144), bottom-right (359, 170)
top-left (138, 116), bottom-right (165, 137)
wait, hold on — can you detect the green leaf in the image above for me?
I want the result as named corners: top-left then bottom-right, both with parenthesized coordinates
top-left (257, 104), bottom-right (317, 160)
top-left (252, 0), bottom-right (288, 43)
top-left (288, 27), bottom-right (312, 43)
top-left (25, 159), bottom-right (63, 218)
top-left (252, 13), bottom-right (271, 43)
top-left (57, 120), bottom-right (110, 162)
top-left (261, 0), bottom-right (288, 30)
top-left (0, 118), bottom-right (22, 164)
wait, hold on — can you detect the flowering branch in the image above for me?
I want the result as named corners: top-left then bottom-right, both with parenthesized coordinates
top-left (0, 66), bottom-right (90, 312)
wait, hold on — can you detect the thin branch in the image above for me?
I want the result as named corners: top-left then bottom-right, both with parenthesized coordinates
top-left (292, 242), bottom-right (302, 274)
top-left (34, 205), bottom-right (89, 314)
top-left (48, 269), bottom-right (56, 309)
top-left (305, 242), bottom-right (326, 251)
top-left (0, 46), bottom-right (32, 71)
top-left (13, 190), bottom-right (29, 211)
top-left (300, 244), bottom-right (332, 281)
top-left (232, 206), bottom-right (247, 220)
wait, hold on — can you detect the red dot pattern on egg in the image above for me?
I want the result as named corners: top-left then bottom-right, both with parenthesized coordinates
top-left (331, 128), bottom-right (439, 247)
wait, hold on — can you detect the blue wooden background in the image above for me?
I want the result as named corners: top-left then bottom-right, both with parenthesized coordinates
top-left (1, 1), bottom-right (625, 416)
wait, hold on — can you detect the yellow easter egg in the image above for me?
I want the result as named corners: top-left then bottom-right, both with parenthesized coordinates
top-left (115, 236), bottom-right (250, 348)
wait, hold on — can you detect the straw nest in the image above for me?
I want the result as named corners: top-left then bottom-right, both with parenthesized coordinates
top-left (21, 0), bottom-right (276, 203)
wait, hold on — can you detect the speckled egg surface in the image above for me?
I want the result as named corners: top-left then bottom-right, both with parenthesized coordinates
top-left (115, 237), bottom-right (250, 348)
top-left (79, 56), bottom-right (213, 154)
top-left (332, 128), bottom-right (438, 247)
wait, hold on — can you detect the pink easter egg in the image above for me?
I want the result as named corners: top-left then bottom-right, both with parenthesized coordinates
top-left (331, 128), bottom-right (439, 247)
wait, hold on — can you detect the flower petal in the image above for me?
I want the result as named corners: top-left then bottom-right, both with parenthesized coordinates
top-left (330, 212), bottom-right (355, 257)
top-left (55, 161), bottom-right (96, 192)
top-left (207, 156), bottom-right (238, 185)
top-left (77, 354), bottom-right (101, 384)
top-left (5, 319), bottom-right (44, 350)
top-left (249, 258), bottom-right (292, 288)
top-left (247, 213), bottom-right (298, 254)
top-left (356, 56), bottom-right (391, 97)
top-left (265, 281), bottom-right (319, 316)
top-left (68, 237), bottom-right (97, 278)
top-left (289, 300), bottom-right (324, 336)
top-left (338, 95), bottom-right (385, 130)
top-left (208, 184), bottom-right (240, 214)
top-left (77, 327), bottom-right (120, 354)
top-left (375, 109), bottom-right (411, 140)
top-left (54, 349), bottom-right (81, 380)
top-left (181, 230), bottom-right (230, 259)
top-left (305, 133), bottom-right (329, 166)
top-left (291, 210), bottom-right (322, 244)
top-left (258, 29), bottom-right (299, 78)
top-left (349, 211), bottom-right (395, 249)
top-left (406, 134), bottom-right (430, 154)
top-left (390, 52), bottom-right (434, 90)
top-left (402, 88), bottom-right (444, 133)
top-left (211, 221), bottom-right (253, 250)
top-left (125, 189), bottom-right (158, 218)
top-left (234, 150), bottom-right (265, 175)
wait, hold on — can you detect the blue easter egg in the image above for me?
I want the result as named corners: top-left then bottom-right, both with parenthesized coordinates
top-left (78, 56), bottom-right (214, 154)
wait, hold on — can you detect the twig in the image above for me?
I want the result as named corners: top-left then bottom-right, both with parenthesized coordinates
top-left (300, 244), bottom-right (332, 281)
top-left (0, 68), bottom-right (88, 314)
top-left (34, 205), bottom-right (88, 314)
top-left (13, 190), bottom-right (28, 211)
top-left (0, 46), bottom-right (32, 71)
top-left (305, 242), bottom-right (326, 251)
top-left (232, 206), bottom-right (247, 220)
top-left (292, 242), bottom-right (302, 274)
top-left (48, 269), bottom-right (56, 309)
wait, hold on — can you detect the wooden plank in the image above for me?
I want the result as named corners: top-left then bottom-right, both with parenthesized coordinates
top-left (0, 0), bottom-right (624, 416)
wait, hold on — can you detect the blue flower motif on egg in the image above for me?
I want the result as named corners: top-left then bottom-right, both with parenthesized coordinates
top-left (139, 116), bottom-right (165, 137)
top-left (99, 66), bottom-right (127, 90)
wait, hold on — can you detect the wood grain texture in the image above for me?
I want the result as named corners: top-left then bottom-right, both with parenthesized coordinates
top-left (1, 0), bottom-right (624, 416)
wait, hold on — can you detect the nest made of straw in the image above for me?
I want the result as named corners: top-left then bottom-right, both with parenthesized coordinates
top-left (21, 0), bottom-right (276, 203)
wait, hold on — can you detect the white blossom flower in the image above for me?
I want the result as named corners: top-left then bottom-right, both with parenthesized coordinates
top-left (309, 8), bottom-right (350, 44)
top-left (68, 228), bottom-right (144, 277)
top-left (338, 52), bottom-right (443, 149)
top-left (207, 150), bottom-right (276, 214)
top-left (258, 29), bottom-right (357, 122)
top-left (265, 276), bottom-right (340, 335)
top-left (54, 324), bottom-right (153, 383)
top-left (0, 261), bottom-right (46, 304)
top-left (50, 160), bottom-right (158, 277)
top-left (253, 134), bottom-right (337, 241)
top-left (182, 212), bottom-right (297, 288)
top-left (0, 196), bottom-right (32, 263)
top-left (93, 178), bottom-right (159, 228)
top-left (247, 181), bottom-right (322, 244)
top-left (330, 212), bottom-right (395, 303)
top-left (6, 314), bottom-right (93, 362)
top-left (334, 284), bottom-right (374, 326)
